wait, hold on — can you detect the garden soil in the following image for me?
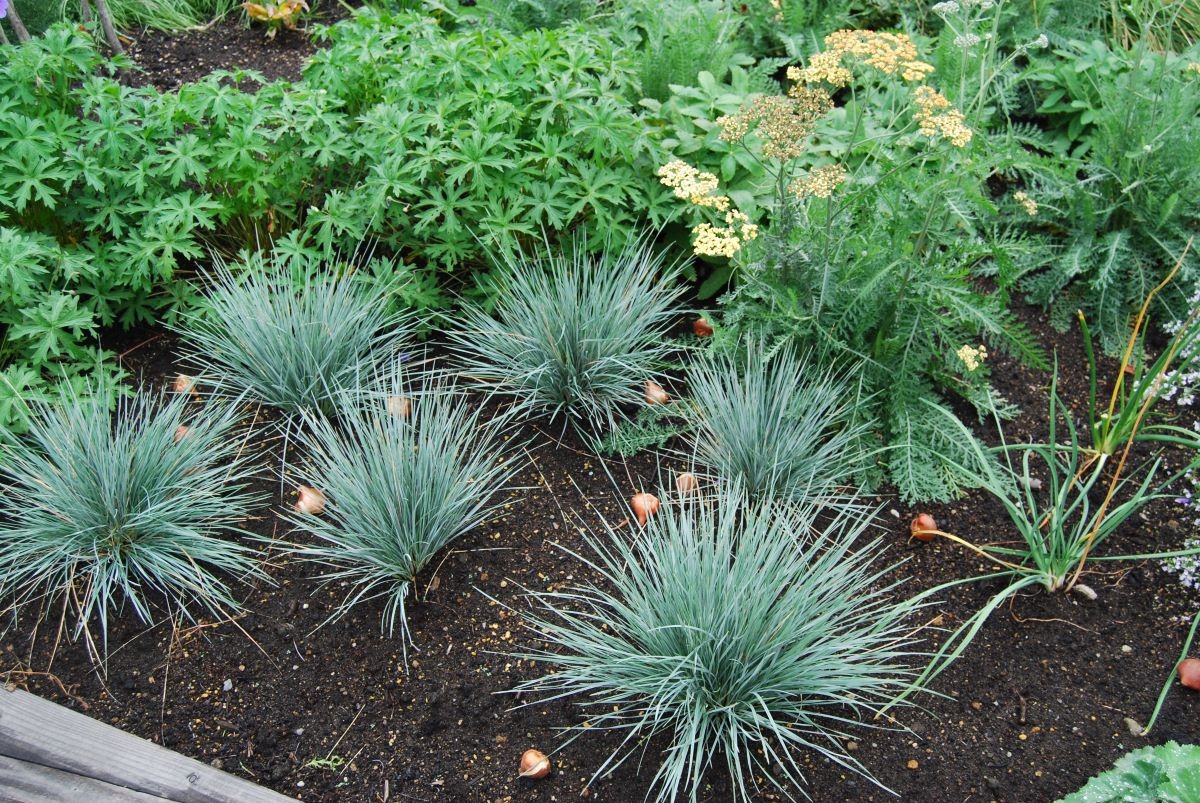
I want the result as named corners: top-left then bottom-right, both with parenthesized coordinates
top-left (4, 15), bottom-right (1199, 803)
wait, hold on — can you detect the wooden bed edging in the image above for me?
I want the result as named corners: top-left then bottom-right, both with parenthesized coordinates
top-left (0, 687), bottom-right (295, 803)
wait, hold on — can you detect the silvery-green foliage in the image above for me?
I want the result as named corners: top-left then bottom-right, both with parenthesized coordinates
top-left (283, 368), bottom-right (523, 659)
top-left (177, 251), bottom-right (411, 418)
top-left (0, 386), bottom-right (265, 655)
top-left (685, 342), bottom-right (866, 505)
top-left (511, 484), bottom-right (924, 802)
top-left (448, 235), bottom-right (684, 437)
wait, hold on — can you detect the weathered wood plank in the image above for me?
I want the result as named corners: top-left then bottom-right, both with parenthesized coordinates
top-left (0, 754), bottom-right (169, 802)
top-left (0, 688), bottom-right (295, 803)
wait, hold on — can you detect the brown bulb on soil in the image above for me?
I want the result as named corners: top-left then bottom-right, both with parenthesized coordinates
top-left (910, 512), bottom-right (937, 542)
top-left (294, 485), bottom-right (326, 516)
top-left (631, 492), bottom-right (661, 527)
top-left (1179, 658), bottom-right (1200, 691)
top-left (675, 472), bottom-right (698, 495)
top-left (519, 749), bottom-right (551, 779)
top-left (693, 318), bottom-right (714, 337)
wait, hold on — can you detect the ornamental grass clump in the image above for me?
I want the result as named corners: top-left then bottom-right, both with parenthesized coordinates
top-left (0, 387), bottom-right (265, 657)
top-left (176, 252), bottom-right (411, 419)
top-left (447, 235), bottom-right (684, 437)
top-left (283, 367), bottom-right (523, 657)
top-left (511, 485), bottom-right (926, 802)
top-left (685, 343), bottom-right (867, 505)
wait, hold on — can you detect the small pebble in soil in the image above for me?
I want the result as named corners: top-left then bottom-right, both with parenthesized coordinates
top-left (906, 759), bottom-right (919, 770)
top-left (1121, 644), bottom-right (1133, 653)
top-left (222, 679), bottom-right (233, 691)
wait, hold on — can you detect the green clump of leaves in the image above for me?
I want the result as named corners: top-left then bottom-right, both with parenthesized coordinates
top-left (1018, 41), bottom-right (1200, 352)
top-left (1059, 742), bottom-right (1200, 803)
top-left (283, 366), bottom-right (524, 662)
top-left (594, 403), bottom-right (690, 456)
top-left (176, 251), bottom-right (413, 418)
top-left (302, 8), bottom-right (674, 274)
top-left (447, 235), bottom-right (685, 438)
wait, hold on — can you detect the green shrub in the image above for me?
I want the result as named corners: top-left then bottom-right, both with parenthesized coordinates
top-left (283, 368), bottom-right (522, 655)
top-left (176, 252), bottom-right (412, 418)
top-left (0, 27), bottom-right (343, 427)
top-left (615, 0), bottom-right (745, 102)
top-left (1021, 43), bottom-right (1200, 352)
top-left (664, 24), bottom-right (1046, 500)
top-left (511, 483), bottom-right (925, 802)
top-left (301, 8), bottom-right (674, 272)
top-left (448, 236), bottom-right (684, 436)
top-left (0, 386), bottom-right (265, 655)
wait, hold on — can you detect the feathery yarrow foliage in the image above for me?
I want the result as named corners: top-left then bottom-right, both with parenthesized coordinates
top-left (685, 343), bottom-right (865, 505)
top-left (511, 484), bottom-right (925, 802)
top-left (448, 235), bottom-right (684, 435)
top-left (176, 252), bottom-right (411, 418)
top-left (283, 368), bottom-right (523, 656)
top-left (0, 387), bottom-right (265, 654)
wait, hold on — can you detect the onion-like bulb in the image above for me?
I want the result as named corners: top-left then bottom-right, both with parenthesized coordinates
top-left (693, 318), bottom-right (714, 337)
top-left (386, 395), bottom-right (412, 418)
top-left (631, 492), bottom-right (660, 526)
top-left (1179, 658), bottom-right (1200, 691)
top-left (675, 472), bottom-right (698, 495)
top-left (519, 749), bottom-right (551, 779)
top-left (295, 485), bottom-right (326, 515)
top-left (910, 512), bottom-right (937, 542)
top-left (173, 374), bottom-right (199, 398)
top-left (173, 425), bottom-right (190, 443)
top-left (645, 380), bottom-right (669, 405)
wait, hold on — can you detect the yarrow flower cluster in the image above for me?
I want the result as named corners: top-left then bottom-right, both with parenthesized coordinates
top-left (790, 164), bottom-right (848, 199)
top-left (1013, 191), bottom-right (1037, 216)
top-left (656, 160), bottom-right (729, 211)
top-left (954, 33), bottom-right (982, 48)
top-left (790, 30), bottom-right (934, 86)
top-left (658, 160), bottom-right (757, 258)
top-left (718, 88), bottom-right (833, 161)
top-left (821, 30), bottom-right (935, 82)
top-left (1188, 62), bottom-right (1200, 75)
top-left (693, 211), bottom-right (759, 258)
top-left (955, 343), bottom-right (988, 371)
top-left (913, 85), bottom-right (973, 147)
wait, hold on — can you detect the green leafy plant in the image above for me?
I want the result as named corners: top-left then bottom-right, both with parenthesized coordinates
top-left (894, 366), bottom-right (1198, 703)
top-left (594, 403), bottom-right (691, 456)
top-left (664, 23), bottom-right (1046, 500)
top-left (283, 368), bottom-right (523, 656)
top-left (1058, 741), bottom-right (1200, 803)
top-left (176, 251), bottom-right (412, 418)
top-left (301, 9), bottom-right (673, 272)
top-left (616, 0), bottom-right (746, 103)
top-left (447, 235), bottom-right (684, 437)
top-left (1079, 241), bottom-right (1200, 461)
top-left (509, 482), bottom-right (926, 802)
top-left (684, 342), bottom-right (866, 504)
top-left (1020, 42), bottom-right (1200, 352)
top-left (0, 386), bottom-right (265, 657)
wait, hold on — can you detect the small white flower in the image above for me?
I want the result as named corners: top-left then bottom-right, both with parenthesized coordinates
top-left (954, 33), bottom-right (982, 48)
top-left (931, 1), bottom-right (960, 14)
top-left (1033, 34), bottom-right (1049, 48)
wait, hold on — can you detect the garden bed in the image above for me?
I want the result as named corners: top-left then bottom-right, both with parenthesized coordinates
top-left (2, 7), bottom-right (1199, 803)
top-left (3, 302), bottom-right (1197, 803)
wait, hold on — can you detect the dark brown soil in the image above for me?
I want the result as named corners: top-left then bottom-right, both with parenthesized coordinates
top-left (122, 4), bottom-right (356, 91)
top-left (4, 16), bottom-right (1200, 803)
